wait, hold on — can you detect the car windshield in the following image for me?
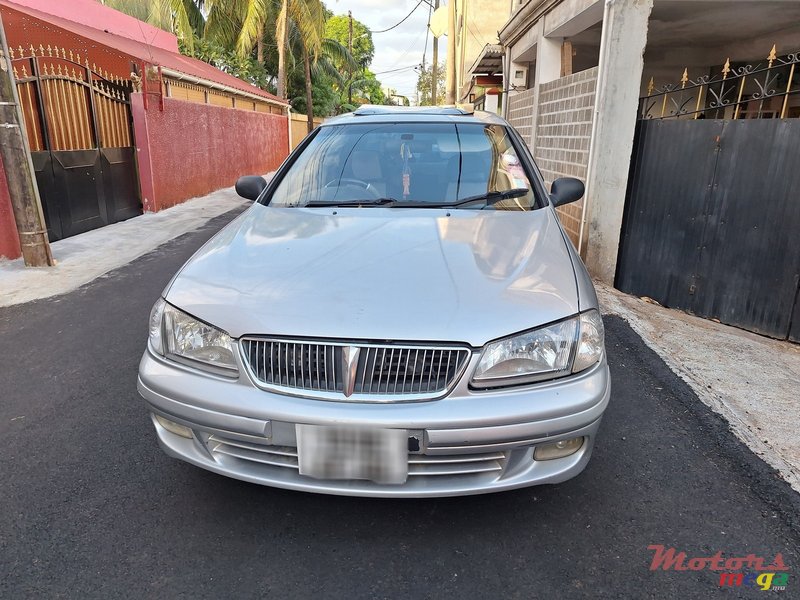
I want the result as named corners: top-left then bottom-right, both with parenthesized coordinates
top-left (267, 122), bottom-right (539, 210)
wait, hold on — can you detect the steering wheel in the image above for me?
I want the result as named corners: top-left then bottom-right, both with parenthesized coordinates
top-left (323, 178), bottom-right (381, 199)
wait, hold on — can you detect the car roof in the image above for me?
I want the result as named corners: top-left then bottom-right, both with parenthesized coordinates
top-left (320, 105), bottom-right (509, 127)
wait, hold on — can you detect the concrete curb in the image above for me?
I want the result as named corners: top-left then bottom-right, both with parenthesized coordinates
top-left (596, 282), bottom-right (800, 493)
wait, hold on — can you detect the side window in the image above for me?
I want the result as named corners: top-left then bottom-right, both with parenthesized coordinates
top-left (486, 125), bottom-right (535, 210)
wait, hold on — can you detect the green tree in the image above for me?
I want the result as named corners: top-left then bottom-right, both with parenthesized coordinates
top-left (324, 14), bottom-right (374, 70)
top-left (101, 0), bottom-right (205, 51)
top-left (416, 61), bottom-right (446, 106)
top-left (179, 35), bottom-right (271, 89)
top-left (105, 0), bottom-right (385, 120)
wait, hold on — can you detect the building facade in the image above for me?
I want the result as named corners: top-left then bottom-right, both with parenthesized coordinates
top-left (453, 0), bottom-right (800, 341)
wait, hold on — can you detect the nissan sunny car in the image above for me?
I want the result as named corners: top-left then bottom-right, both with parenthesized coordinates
top-left (137, 105), bottom-right (609, 497)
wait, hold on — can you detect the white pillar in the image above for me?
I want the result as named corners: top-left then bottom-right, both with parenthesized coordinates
top-left (582, 0), bottom-right (653, 283)
top-left (484, 93), bottom-right (499, 114)
top-left (535, 34), bottom-right (562, 86)
top-left (529, 25), bottom-right (562, 149)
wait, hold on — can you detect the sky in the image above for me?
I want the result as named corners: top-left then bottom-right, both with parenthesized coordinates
top-left (325, 0), bottom-right (446, 104)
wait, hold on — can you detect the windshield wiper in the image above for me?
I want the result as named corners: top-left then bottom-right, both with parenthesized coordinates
top-left (304, 198), bottom-right (453, 208)
top-left (304, 198), bottom-right (401, 208)
top-left (451, 188), bottom-right (531, 209)
top-left (302, 191), bottom-right (529, 210)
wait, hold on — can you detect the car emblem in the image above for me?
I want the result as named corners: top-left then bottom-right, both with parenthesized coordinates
top-left (341, 346), bottom-right (361, 397)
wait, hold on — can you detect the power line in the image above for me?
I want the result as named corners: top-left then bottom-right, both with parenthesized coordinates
top-left (369, 0), bottom-right (424, 34)
top-left (422, 1), bottom-right (431, 67)
top-left (373, 64), bottom-right (420, 75)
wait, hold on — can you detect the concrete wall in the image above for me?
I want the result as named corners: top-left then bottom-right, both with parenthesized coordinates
top-left (131, 95), bottom-right (289, 212)
top-left (534, 67), bottom-right (597, 246)
top-left (456, 0), bottom-right (510, 96)
top-left (0, 157), bottom-right (21, 260)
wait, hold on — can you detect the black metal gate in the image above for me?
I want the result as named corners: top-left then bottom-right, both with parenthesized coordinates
top-left (11, 45), bottom-right (141, 241)
top-left (616, 48), bottom-right (800, 341)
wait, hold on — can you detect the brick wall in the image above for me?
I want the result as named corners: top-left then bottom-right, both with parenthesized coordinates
top-left (534, 67), bottom-right (598, 246)
top-left (507, 87), bottom-right (537, 147)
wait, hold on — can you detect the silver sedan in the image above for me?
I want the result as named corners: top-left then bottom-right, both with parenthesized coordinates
top-left (138, 106), bottom-right (609, 497)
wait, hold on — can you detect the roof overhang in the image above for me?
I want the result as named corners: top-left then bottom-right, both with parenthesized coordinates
top-left (467, 44), bottom-right (505, 78)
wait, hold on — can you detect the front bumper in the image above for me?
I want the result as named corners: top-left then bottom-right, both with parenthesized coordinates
top-left (137, 350), bottom-right (611, 497)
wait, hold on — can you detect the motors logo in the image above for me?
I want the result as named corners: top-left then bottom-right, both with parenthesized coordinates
top-left (647, 545), bottom-right (790, 591)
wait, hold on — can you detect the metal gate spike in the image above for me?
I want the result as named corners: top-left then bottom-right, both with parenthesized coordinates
top-left (768, 44), bottom-right (777, 68)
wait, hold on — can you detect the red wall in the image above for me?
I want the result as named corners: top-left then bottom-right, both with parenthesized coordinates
top-left (0, 157), bottom-right (21, 260)
top-left (132, 95), bottom-right (289, 211)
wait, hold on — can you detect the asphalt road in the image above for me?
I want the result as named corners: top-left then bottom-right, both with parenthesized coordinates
top-left (2, 209), bottom-right (798, 599)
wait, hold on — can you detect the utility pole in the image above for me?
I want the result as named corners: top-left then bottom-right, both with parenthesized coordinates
top-left (431, 0), bottom-right (439, 105)
top-left (348, 10), bottom-right (353, 106)
top-left (0, 14), bottom-right (53, 267)
top-left (445, 0), bottom-right (456, 104)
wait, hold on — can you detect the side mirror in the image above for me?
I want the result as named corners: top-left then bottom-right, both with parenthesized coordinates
top-left (235, 175), bottom-right (268, 201)
top-left (550, 177), bottom-right (585, 207)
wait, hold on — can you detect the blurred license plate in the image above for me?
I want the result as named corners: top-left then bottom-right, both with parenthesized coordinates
top-left (296, 425), bottom-right (407, 484)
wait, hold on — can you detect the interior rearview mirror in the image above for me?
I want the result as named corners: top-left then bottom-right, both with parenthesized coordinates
top-left (235, 175), bottom-right (268, 201)
top-left (550, 177), bottom-right (585, 207)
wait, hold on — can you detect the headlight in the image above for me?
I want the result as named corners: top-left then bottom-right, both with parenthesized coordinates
top-left (148, 299), bottom-right (238, 376)
top-left (472, 310), bottom-right (604, 388)
top-left (148, 298), bottom-right (166, 355)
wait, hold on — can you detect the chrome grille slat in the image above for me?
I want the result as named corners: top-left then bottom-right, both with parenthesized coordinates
top-left (208, 434), bottom-right (506, 479)
top-left (408, 452), bottom-right (506, 464)
top-left (240, 338), bottom-right (471, 402)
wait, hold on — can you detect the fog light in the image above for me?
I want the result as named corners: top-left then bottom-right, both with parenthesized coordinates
top-left (533, 437), bottom-right (584, 461)
top-left (155, 414), bottom-right (193, 439)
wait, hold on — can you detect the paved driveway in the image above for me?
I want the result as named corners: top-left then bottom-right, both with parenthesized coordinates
top-left (2, 210), bottom-right (798, 598)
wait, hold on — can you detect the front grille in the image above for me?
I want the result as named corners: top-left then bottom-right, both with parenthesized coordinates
top-left (239, 338), bottom-right (471, 401)
top-left (208, 434), bottom-right (506, 479)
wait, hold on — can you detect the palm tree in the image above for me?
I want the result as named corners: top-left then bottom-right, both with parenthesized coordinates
top-left (302, 38), bottom-right (355, 131)
top-left (101, 0), bottom-right (205, 50)
top-left (266, 0), bottom-right (326, 99)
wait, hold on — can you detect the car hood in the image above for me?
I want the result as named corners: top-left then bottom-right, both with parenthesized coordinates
top-left (166, 204), bottom-right (579, 347)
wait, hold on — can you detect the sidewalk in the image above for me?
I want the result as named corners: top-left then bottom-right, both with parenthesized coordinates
top-left (0, 187), bottom-right (247, 308)
top-left (597, 283), bottom-right (800, 492)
